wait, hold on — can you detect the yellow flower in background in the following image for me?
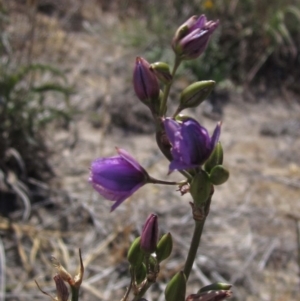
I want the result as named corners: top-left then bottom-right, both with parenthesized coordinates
top-left (202, 0), bottom-right (214, 10)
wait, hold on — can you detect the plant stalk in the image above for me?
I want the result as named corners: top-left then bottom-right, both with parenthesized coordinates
top-left (183, 218), bottom-right (206, 280)
top-left (159, 56), bottom-right (181, 116)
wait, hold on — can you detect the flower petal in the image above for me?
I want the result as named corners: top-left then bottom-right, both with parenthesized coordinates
top-left (163, 118), bottom-right (181, 146)
top-left (210, 122), bottom-right (221, 150)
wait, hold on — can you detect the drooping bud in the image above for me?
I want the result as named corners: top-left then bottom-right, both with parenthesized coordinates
top-left (140, 214), bottom-right (158, 254)
top-left (204, 142), bottom-right (223, 173)
top-left (127, 236), bottom-right (144, 267)
top-left (150, 62), bottom-right (173, 85)
top-left (190, 170), bottom-right (212, 207)
top-left (133, 57), bottom-right (160, 105)
top-left (198, 282), bottom-right (232, 293)
top-left (209, 165), bottom-right (229, 185)
top-left (178, 81), bottom-right (215, 112)
top-left (165, 271), bottom-right (186, 301)
top-left (156, 232), bottom-right (173, 262)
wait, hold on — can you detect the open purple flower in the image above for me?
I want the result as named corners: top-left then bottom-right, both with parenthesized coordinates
top-left (89, 148), bottom-right (149, 211)
top-left (172, 15), bottom-right (219, 60)
top-left (163, 117), bottom-right (221, 172)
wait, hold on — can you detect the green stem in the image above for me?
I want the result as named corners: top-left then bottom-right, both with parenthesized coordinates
top-left (148, 177), bottom-right (187, 186)
top-left (159, 56), bottom-right (182, 116)
top-left (183, 219), bottom-right (206, 280)
top-left (71, 286), bottom-right (80, 301)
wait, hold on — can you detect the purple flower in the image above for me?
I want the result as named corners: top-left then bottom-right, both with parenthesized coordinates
top-left (172, 15), bottom-right (219, 60)
top-left (140, 214), bottom-right (158, 253)
top-left (89, 148), bottom-right (149, 211)
top-left (133, 57), bottom-right (160, 103)
top-left (163, 118), bottom-right (221, 172)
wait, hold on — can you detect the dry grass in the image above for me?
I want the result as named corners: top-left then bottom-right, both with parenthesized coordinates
top-left (1, 1), bottom-right (300, 301)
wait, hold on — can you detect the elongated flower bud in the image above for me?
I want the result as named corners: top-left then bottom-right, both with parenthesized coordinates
top-left (133, 57), bottom-right (160, 105)
top-left (179, 81), bottom-right (215, 111)
top-left (140, 214), bottom-right (158, 253)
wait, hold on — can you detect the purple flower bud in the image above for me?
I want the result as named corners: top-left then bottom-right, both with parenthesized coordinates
top-left (163, 117), bottom-right (221, 172)
top-left (133, 57), bottom-right (160, 104)
top-left (140, 214), bottom-right (158, 253)
top-left (172, 15), bottom-right (219, 60)
top-left (89, 148), bottom-right (149, 211)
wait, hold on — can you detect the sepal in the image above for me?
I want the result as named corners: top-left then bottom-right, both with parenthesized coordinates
top-left (127, 236), bottom-right (144, 267)
top-left (156, 232), bottom-right (173, 262)
top-left (204, 142), bottom-right (223, 173)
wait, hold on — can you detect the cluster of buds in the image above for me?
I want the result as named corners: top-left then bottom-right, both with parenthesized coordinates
top-left (127, 214), bottom-right (173, 289)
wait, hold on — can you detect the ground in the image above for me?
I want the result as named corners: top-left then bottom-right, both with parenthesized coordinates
top-left (1, 3), bottom-right (300, 301)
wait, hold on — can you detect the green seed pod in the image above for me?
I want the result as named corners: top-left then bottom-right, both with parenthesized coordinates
top-left (190, 170), bottom-right (212, 207)
top-left (198, 282), bottom-right (232, 293)
top-left (150, 62), bottom-right (173, 85)
top-left (204, 142), bottom-right (223, 173)
top-left (165, 271), bottom-right (186, 301)
top-left (134, 263), bottom-right (147, 284)
top-left (156, 232), bottom-right (173, 263)
top-left (179, 81), bottom-right (215, 110)
top-left (209, 165), bottom-right (229, 185)
top-left (127, 237), bottom-right (144, 267)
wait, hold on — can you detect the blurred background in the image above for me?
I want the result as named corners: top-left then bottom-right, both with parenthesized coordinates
top-left (0, 1), bottom-right (300, 301)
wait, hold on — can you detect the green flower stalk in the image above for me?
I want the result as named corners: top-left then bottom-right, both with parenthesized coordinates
top-left (86, 13), bottom-right (232, 301)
